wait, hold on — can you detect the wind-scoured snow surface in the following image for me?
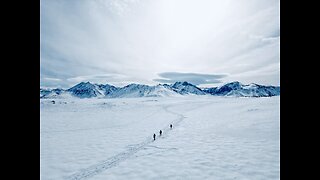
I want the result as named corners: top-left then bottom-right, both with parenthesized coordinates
top-left (40, 96), bottom-right (279, 180)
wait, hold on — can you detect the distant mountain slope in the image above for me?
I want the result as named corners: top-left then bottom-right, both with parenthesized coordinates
top-left (109, 84), bottom-right (154, 98)
top-left (203, 81), bottom-right (280, 97)
top-left (170, 81), bottom-right (206, 95)
top-left (40, 81), bottom-right (280, 99)
top-left (40, 88), bottom-right (67, 99)
top-left (67, 82), bottom-right (103, 98)
top-left (109, 84), bottom-right (182, 98)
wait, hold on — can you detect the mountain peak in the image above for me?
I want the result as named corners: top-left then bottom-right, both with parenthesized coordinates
top-left (172, 81), bottom-right (195, 87)
top-left (171, 81), bottom-right (205, 95)
top-left (225, 81), bottom-right (241, 86)
top-left (204, 81), bottom-right (280, 97)
top-left (70, 81), bottom-right (94, 88)
top-left (67, 81), bottom-right (101, 98)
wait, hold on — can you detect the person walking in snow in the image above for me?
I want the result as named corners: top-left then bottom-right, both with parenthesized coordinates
top-left (159, 130), bottom-right (162, 136)
top-left (170, 124), bottom-right (172, 129)
top-left (153, 133), bottom-right (156, 141)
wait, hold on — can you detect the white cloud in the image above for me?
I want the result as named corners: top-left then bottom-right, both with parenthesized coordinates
top-left (154, 72), bottom-right (228, 85)
top-left (66, 73), bottom-right (129, 86)
top-left (41, 0), bottom-right (280, 88)
top-left (43, 77), bottom-right (61, 82)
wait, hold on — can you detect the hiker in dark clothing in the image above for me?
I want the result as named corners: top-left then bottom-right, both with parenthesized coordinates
top-left (170, 124), bottom-right (172, 129)
top-left (159, 130), bottom-right (162, 136)
top-left (153, 133), bottom-right (156, 140)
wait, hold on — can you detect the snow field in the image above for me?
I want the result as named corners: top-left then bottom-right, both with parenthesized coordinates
top-left (40, 96), bottom-right (279, 180)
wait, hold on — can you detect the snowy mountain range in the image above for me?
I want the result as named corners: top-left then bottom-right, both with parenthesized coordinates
top-left (203, 81), bottom-right (280, 97)
top-left (40, 81), bottom-right (280, 99)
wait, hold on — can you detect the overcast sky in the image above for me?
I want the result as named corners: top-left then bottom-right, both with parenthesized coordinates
top-left (40, 0), bottom-right (279, 88)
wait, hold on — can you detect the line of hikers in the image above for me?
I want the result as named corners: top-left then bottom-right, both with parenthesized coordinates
top-left (153, 124), bottom-right (173, 140)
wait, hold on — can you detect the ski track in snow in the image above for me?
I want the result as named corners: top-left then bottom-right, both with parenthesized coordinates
top-left (65, 104), bottom-right (188, 180)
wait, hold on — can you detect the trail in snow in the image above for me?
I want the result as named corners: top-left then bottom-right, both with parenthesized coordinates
top-left (66, 105), bottom-right (185, 180)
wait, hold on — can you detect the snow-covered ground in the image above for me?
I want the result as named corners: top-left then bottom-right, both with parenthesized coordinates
top-left (40, 96), bottom-right (279, 180)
